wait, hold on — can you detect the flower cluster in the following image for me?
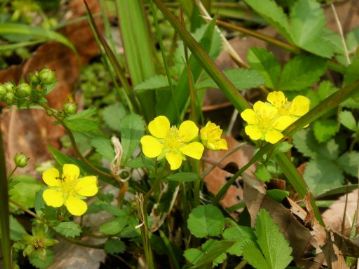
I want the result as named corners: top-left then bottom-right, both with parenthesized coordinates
top-left (42, 164), bottom-right (98, 216)
top-left (241, 91), bottom-right (310, 144)
top-left (140, 116), bottom-right (227, 170)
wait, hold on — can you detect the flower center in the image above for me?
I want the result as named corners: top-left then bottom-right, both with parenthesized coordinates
top-left (163, 127), bottom-right (183, 151)
top-left (59, 176), bottom-right (78, 200)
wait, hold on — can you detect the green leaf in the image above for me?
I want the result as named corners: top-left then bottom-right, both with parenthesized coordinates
top-left (338, 110), bottom-right (357, 131)
top-left (196, 69), bottom-right (264, 91)
top-left (242, 241), bottom-right (269, 269)
top-left (134, 75), bottom-right (170, 92)
top-left (9, 175), bottom-right (42, 210)
top-left (102, 103), bottom-right (126, 132)
top-left (0, 23), bottom-right (75, 51)
top-left (0, 216), bottom-right (28, 241)
top-left (255, 165), bottom-right (272, 182)
top-left (266, 189), bottom-right (289, 202)
top-left (313, 119), bottom-right (339, 143)
top-left (64, 108), bottom-right (100, 133)
top-left (104, 239), bottom-right (126, 254)
top-left (166, 172), bottom-right (200, 182)
top-left (247, 48), bottom-right (281, 89)
top-left (289, 0), bottom-right (336, 58)
top-left (244, 0), bottom-right (291, 41)
top-left (304, 158), bottom-right (344, 196)
top-left (337, 152), bottom-right (359, 177)
top-left (344, 57), bottom-right (359, 85)
top-left (255, 209), bottom-right (293, 269)
top-left (99, 217), bottom-right (129, 235)
top-left (29, 249), bottom-right (54, 269)
top-left (278, 55), bottom-right (327, 91)
top-left (53, 222), bottom-right (82, 238)
top-left (184, 248), bottom-right (203, 265)
top-left (187, 204), bottom-right (225, 238)
top-left (223, 226), bottom-right (255, 256)
top-left (119, 113), bottom-right (145, 164)
top-left (90, 137), bottom-right (115, 161)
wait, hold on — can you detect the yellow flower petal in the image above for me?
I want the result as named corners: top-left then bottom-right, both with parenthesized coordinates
top-left (265, 130), bottom-right (283, 144)
top-left (165, 152), bottom-right (183, 170)
top-left (63, 164), bottom-right (80, 182)
top-left (148, 115), bottom-right (170, 139)
top-left (289, 95), bottom-right (310, 116)
top-left (253, 101), bottom-right (277, 118)
top-left (273, 115), bottom-right (296, 131)
top-left (211, 139), bottom-right (228, 150)
top-left (75, 176), bottom-right (98, 197)
top-left (267, 91), bottom-right (286, 108)
top-left (43, 188), bottom-right (64, 207)
top-left (240, 109), bottom-right (258, 124)
top-left (179, 120), bottom-right (198, 142)
top-left (65, 196), bottom-right (88, 216)
top-left (245, 125), bottom-right (262, 140)
top-left (42, 167), bottom-right (61, 187)
top-left (180, 142), bottom-right (204, 160)
top-left (140, 135), bottom-right (163, 158)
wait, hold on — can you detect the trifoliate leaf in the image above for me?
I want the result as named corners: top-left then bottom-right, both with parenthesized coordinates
top-left (223, 226), bottom-right (255, 256)
top-left (119, 113), bottom-right (145, 164)
top-left (337, 151), bottom-right (359, 177)
top-left (104, 239), bottom-right (126, 254)
top-left (90, 137), bottom-right (115, 161)
top-left (134, 75), bottom-right (170, 92)
top-left (102, 103), bottom-right (126, 132)
top-left (9, 175), bottom-right (42, 210)
top-left (255, 209), bottom-right (293, 269)
top-left (247, 48), bottom-right (281, 89)
top-left (187, 204), bottom-right (224, 238)
top-left (304, 158), bottom-right (344, 196)
top-left (338, 110), bottom-right (357, 131)
top-left (53, 222), bottom-right (82, 238)
top-left (313, 119), bottom-right (339, 143)
top-left (278, 55), bottom-right (327, 91)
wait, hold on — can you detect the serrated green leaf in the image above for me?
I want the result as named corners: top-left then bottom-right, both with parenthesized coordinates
top-left (104, 239), bottom-right (126, 254)
top-left (304, 158), bottom-right (344, 196)
top-left (247, 48), bottom-right (281, 88)
top-left (102, 103), bottom-right (126, 132)
top-left (9, 175), bottom-right (42, 210)
top-left (244, 0), bottom-right (291, 41)
top-left (90, 137), bottom-right (115, 161)
top-left (223, 226), bottom-right (255, 256)
top-left (313, 119), bottom-right (339, 143)
top-left (242, 241), bottom-right (268, 269)
top-left (166, 172), bottom-right (200, 182)
top-left (337, 151), bottom-right (359, 177)
top-left (99, 217), bottom-right (129, 235)
top-left (256, 209), bottom-right (293, 269)
top-left (53, 222), bottom-right (82, 238)
top-left (338, 110), bottom-right (357, 131)
top-left (279, 55), bottom-right (327, 91)
top-left (187, 204), bottom-right (224, 238)
top-left (255, 165), bottom-right (272, 182)
top-left (64, 108), bottom-right (101, 133)
top-left (134, 75), bottom-right (170, 92)
top-left (266, 189), bottom-right (289, 202)
top-left (119, 113), bottom-right (145, 164)
top-left (29, 249), bottom-right (54, 269)
top-left (196, 68), bottom-right (264, 91)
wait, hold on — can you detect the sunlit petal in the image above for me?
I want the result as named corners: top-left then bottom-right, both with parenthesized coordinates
top-left (75, 176), bottom-right (98, 197)
top-left (265, 130), bottom-right (283, 144)
top-left (240, 109), bottom-right (258, 124)
top-left (43, 188), bottom-right (64, 207)
top-left (165, 152), bottom-right (183, 170)
top-left (140, 135), bottom-right (163, 158)
top-left (42, 167), bottom-right (61, 187)
top-left (267, 91), bottom-right (286, 108)
top-left (245, 125), bottom-right (262, 140)
top-left (65, 196), bottom-right (88, 216)
top-left (180, 142), bottom-right (204, 160)
top-left (273, 116), bottom-right (296, 131)
top-left (290, 95), bottom-right (310, 116)
top-left (63, 164), bottom-right (80, 182)
top-left (179, 120), bottom-right (199, 142)
top-left (148, 115), bottom-right (170, 138)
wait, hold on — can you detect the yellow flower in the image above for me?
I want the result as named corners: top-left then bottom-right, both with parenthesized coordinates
top-left (42, 164), bottom-right (98, 216)
top-left (267, 91), bottom-right (310, 118)
top-left (241, 101), bottom-right (293, 144)
top-left (140, 115), bottom-right (204, 170)
top-left (200, 121), bottom-right (228, 150)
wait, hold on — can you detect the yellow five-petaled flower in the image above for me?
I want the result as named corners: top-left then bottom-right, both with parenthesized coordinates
top-left (140, 116), bottom-right (204, 170)
top-left (42, 164), bottom-right (98, 216)
top-left (241, 91), bottom-right (310, 144)
top-left (200, 121), bottom-right (228, 150)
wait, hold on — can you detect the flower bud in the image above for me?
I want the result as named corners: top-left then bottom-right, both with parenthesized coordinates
top-left (16, 83), bottom-right (32, 97)
top-left (0, 85), bottom-right (6, 97)
top-left (29, 73), bottom-right (40, 85)
top-left (39, 68), bottom-right (55, 84)
top-left (4, 92), bottom-right (15, 104)
top-left (63, 102), bottom-right (77, 115)
top-left (14, 153), bottom-right (28, 168)
top-left (3, 82), bottom-right (15, 93)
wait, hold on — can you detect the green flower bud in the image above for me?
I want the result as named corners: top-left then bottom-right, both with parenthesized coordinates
top-left (29, 73), bottom-right (40, 85)
top-left (16, 83), bottom-right (32, 97)
top-left (0, 85), bottom-right (6, 97)
top-left (3, 82), bottom-right (15, 93)
top-left (5, 92), bottom-right (15, 104)
top-left (39, 68), bottom-right (55, 84)
top-left (14, 153), bottom-right (28, 168)
top-left (63, 102), bottom-right (77, 115)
